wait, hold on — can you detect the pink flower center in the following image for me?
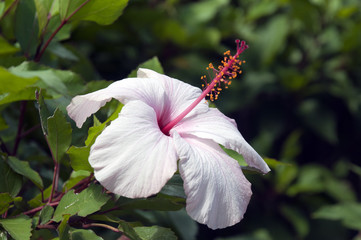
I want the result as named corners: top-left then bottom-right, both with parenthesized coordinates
top-left (161, 40), bottom-right (249, 136)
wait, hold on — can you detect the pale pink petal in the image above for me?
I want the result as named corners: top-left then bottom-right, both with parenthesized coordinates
top-left (137, 68), bottom-right (208, 128)
top-left (174, 108), bottom-right (270, 174)
top-left (89, 100), bottom-right (178, 198)
top-left (66, 77), bottom-right (167, 128)
top-left (172, 131), bottom-right (252, 230)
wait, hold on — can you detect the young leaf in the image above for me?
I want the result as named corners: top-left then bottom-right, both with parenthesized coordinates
top-left (0, 193), bottom-right (13, 215)
top-left (7, 156), bottom-right (44, 189)
top-left (47, 108), bottom-right (72, 162)
top-left (0, 215), bottom-right (32, 240)
top-left (52, 184), bottom-right (110, 222)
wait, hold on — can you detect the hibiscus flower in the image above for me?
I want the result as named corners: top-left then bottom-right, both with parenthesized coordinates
top-left (67, 41), bottom-right (270, 229)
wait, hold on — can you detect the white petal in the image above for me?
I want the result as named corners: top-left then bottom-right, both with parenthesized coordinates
top-left (174, 108), bottom-right (270, 174)
top-left (137, 68), bottom-right (208, 128)
top-left (172, 132), bottom-right (252, 229)
top-left (89, 100), bottom-right (178, 198)
top-left (66, 77), bottom-right (167, 128)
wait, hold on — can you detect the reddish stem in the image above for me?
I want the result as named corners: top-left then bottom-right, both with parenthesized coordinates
top-left (34, 0), bottom-right (90, 62)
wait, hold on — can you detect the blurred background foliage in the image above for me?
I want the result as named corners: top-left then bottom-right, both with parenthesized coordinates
top-left (1, 0), bottom-right (361, 239)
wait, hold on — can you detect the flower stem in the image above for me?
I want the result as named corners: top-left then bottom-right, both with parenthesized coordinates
top-left (161, 41), bottom-right (248, 135)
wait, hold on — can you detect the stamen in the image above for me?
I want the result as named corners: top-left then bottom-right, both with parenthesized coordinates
top-left (161, 40), bottom-right (248, 135)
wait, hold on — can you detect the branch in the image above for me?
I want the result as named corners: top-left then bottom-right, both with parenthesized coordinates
top-left (34, 0), bottom-right (90, 62)
top-left (0, 0), bottom-right (19, 22)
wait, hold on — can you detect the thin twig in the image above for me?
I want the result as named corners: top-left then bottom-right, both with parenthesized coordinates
top-left (20, 124), bottom-right (41, 138)
top-left (22, 201), bottom-right (59, 216)
top-left (0, 0), bottom-right (19, 21)
top-left (34, 0), bottom-right (90, 62)
top-left (0, 137), bottom-right (9, 154)
top-left (12, 101), bottom-right (27, 156)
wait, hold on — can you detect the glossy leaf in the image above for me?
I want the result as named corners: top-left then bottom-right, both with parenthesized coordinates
top-left (7, 156), bottom-right (43, 189)
top-left (0, 215), bottom-right (32, 240)
top-left (0, 193), bottom-right (13, 215)
top-left (47, 108), bottom-right (72, 162)
top-left (52, 184), bottom-right (110, 222)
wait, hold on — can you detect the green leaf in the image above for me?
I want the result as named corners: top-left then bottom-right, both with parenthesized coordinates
top-left (34, 0), bottom-right (54, 32)
top-left (115, 194), bottom-right (185, 211)
top-left (57, 214), bottom-right (71, 240)
top-left (180, 0), bottom-right (230, 25)
top-left (0, 193), bottom-right (13, 215)
top-left (0, 36), bottom-right (19, 55)
top-left (52, 184), bottom-right (110, 222)
top-left (39, 205), bottom-right (54, 225)
top-left (27, 185), bottom-right (52, 208)
top-left (35, 90), bottom-right (51, 134)
top-left (128, 57), bottom-right (164, 78)
top-left (160, 174), bottom-right (186, 199)
top-left (118, 220), bottom-right (142, 240)
top-left (0, 215), bottom-right (32, 240)
top-left (67, 146), bottom-right (92, 172)
top-left (313, 203), bottom-right (361, 230)
top-left (0, 67), bottom-right (38, 94)
top-left (68, 104), bottom-right (122, 172)
top-left (0, 156), bottom-right (22, 197)
top-left (14, 0), bottom-right (39, 57)
top-left (9, 62), bottom-right (85, 98)
top-left (70, 229), bottom-right (103, 240)
top-left (134, 226), bottom-right (177, 240)
top-left (63, 170), bottom-right (91, 191)
top-left (68, 0), bottom-right (129, 25)
top-left (47, 108), bottom-right (72, 162)
top-left (7, 156), bottom-right (43, 189)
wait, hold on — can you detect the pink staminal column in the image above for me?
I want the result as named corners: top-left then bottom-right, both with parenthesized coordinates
top-left (161, 40), bottom-right (249, 135)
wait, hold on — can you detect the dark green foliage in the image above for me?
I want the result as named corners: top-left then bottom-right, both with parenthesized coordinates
top-left (0, 0), bottom-right (360, 239)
